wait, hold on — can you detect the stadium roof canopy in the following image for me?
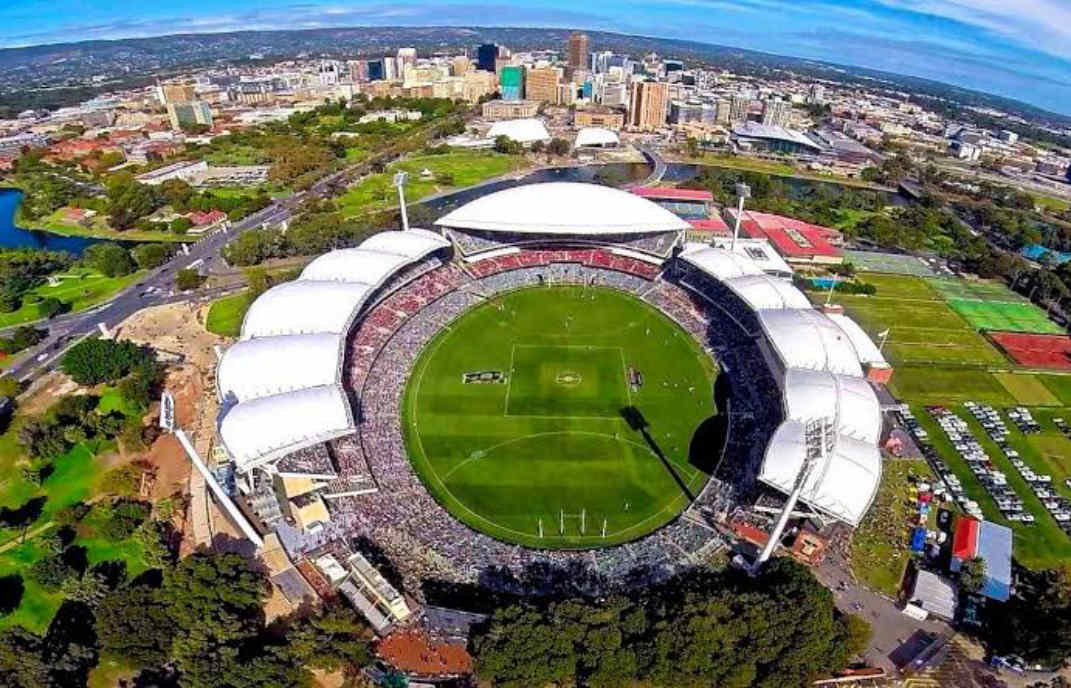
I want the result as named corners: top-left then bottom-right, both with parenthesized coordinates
top-left (435, 182), bottom-right (690, 235)
top-left (678, 242), bottom-right (764, 280)
top-left (241, 281), bottom-right (372, 339)
top-left (724, 274), bottom-right (811, 310)
top-left (219, 384), bottom-right (355, 471)
top-left (826, 312), bottom-right (888, 366)
top-left (358, 227), bottom-right (449, 257)
top-left (760, 419), bottom-right (882, 526)
top-left (783, 369), bottom-right (881, 444)
top-left (575, 127), bottom-right (619, 147)
top-left (758, 308), bottom-right (864, 377)
top-left (301, 248), bottom-right (410, 284)
top-left (486, 118), bottom-right (551, 144)
top-left (218, 333), bottom-right (342, 403)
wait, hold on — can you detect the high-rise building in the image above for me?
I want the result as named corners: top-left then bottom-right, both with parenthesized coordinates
top-left (729, 94), bottom-right (751, 123)
top-left (807, 84), bottom-right (826, 105)
top-left (160, 84), bottom-right (196, 104)
top-left (568, 32), bottom-right (589, 71)
top-left (627, 81), bottom-right (669, 131)
top-left (367, 59), bottom-right (385, 81)
top-left (525, 66), bottom-right (561, 104)
top-left (499, 65), bottom-right (525, 101)
top-left (348, 60), bottom-right (370, 83)
top-left (477, 44), bottom-right (498, 72)
top-left (382, 57), bottom-right (397, 81)
top-left (451, 56), bottom-right (471, 76)
top-left (714, 98), bottom-right (731, 125)
top-left (167, 101), bottom-right (212, 131)
top-left (396, 47), bottom-right (417, 78)
top-left (762, 97), bottom-right (791, 127)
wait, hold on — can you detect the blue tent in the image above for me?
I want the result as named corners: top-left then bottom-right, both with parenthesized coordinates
top-left (911, 526), bottom-right (927, 552)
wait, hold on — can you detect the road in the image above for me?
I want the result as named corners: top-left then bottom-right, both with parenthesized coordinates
top-left (0, 112), bottom-right (467, 387)
top-left (636, 144), bottom-right (667, 185)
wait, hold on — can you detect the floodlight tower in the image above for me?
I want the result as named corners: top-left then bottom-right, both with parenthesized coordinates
top-left (750, 417), bottom-right (831, 576)
top-left (730, 182), bottom-right (751, 252)
top-left (394, 171), bottom-right (410, 231)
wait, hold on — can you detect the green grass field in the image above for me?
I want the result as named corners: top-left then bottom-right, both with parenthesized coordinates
top-left (403, 286), bottom-right (718, 548)
top-left (205, 291), bottom-right (250, 337)
top-left (338, 151), bottom-right (525, 218)
top-left (843, 250), bottom-right (936, 277)
top-left (0, 270), bottom-right (145, 329)
top-left (925, 278), bottom-right (1063, 334)
top-left (993, 372), bottom-right (1062, 406)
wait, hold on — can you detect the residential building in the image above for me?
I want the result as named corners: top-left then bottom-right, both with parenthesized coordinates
top-left (525, 66), bottom-right (561, 104)
top-left (166, 101), bottom-right (213, 131)
top-left (762, 98), bottom-right (792, 128)
top-left (568, 32), bottom-right (589, 71)
top-left (0, 132), bottom-right (49, 156)
top-left (574, 105), bottom-right (625, 130)
top-left (628, 81), bottom-right (669, 131)
top-left (729, 94), bottom-right (751, 123)
top-left (482, 99), bottom-right (540, 120)
top-left (499, 66), bottom-right (525, 101)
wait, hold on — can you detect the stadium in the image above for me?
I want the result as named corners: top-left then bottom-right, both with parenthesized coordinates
top-left (214, 181), bottom-right (888, 603)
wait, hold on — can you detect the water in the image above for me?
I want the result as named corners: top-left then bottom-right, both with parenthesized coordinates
top-left (810, 277), bottom-right (839, 289)
top-left (0, 188), bottom-right (99, 254)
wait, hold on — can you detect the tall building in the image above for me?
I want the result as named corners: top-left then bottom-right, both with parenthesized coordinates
top-left (568, 32), bottom-right (589, 71)
top-left (762, 98), bottom-right (791, 128)
top-left (160, 84), bottom-right (196, 104)
top-left (348, 60), bottom-right (370, 83)
top-left (627, 81), bottom-right (669, 131)
top-left (499, 66), bottom-right (525, 101)
top-left (729, 94), bottom-right (751, 123)
top-left (167, 101), bottom-right (212, 131)
top-left (382, 57), bottom-right (397, 81)
top-left (807, 84), bottom-right (826, 105)
top-left (367, 59), bottom-right (385, 81)
top-left (714, 98), bottom-right (731, 125)
top-left (525, 66), bottom-right (561, 104)
top-left (451, 56), bottom-right (471, 76)
top-left (396, 47), bottom-right (417, 77)
top-left (477, 44), bottom-right (498, 72)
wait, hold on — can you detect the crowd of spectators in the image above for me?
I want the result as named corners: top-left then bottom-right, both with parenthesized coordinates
top-left (446, 230), bottom-right (681, 259)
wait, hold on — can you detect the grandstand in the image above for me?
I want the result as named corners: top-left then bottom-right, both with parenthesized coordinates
top-left (211, 181), bottom-right (888, 596)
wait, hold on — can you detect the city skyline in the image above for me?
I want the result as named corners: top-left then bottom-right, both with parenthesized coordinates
top-left (3, 0), bottom-right (1071, 115)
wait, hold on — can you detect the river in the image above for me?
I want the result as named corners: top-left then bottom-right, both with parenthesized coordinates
top-left (0, 188), bottom-right (100, 254)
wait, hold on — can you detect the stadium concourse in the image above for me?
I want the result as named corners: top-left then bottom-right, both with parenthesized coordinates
top-left (212, 181), bottom-right (890, 612)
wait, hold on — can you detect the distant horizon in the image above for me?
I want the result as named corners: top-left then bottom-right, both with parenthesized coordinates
top-left (3, 0), bottom-right (1071, 116)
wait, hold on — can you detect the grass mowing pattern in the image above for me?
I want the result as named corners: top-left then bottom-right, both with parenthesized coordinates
top-left (205, 291), bottom-right (251, 337)
top-left (403, 286), bottom-right (717, 549)
top-left (927, 277), bottom-right (1063, 334)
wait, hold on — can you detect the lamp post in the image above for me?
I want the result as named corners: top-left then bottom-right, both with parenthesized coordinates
top-left (393, 171), bottom-right (409, 231)
top-left (731, 182), bottom-right (751, 252)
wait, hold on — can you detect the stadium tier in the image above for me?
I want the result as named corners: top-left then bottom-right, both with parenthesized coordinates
top-left (213, 182), bottom-right (888, 592)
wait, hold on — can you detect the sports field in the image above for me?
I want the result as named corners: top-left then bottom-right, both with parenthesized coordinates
top-left (403, 286), bottom-right (718, 549)
top-left (928, 277), bottom-right (1063, 334)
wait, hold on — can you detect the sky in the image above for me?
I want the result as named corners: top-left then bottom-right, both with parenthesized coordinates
top-left (4, 0), bottom-right (1071, 116)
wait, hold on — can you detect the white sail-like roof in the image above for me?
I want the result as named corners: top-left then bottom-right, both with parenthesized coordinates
top-left (241, 281), bottom-right (372, 339)
top-left (757, 308), bottom-right (864, 377)
top-left (219, 385), bottom-right (354, 471)
top-left (435, 182), bottom-right (690, 235)
top-left (575, 127), bottom-right (619, 147)
top-left (826, 312), bottom-right (888, 366)
top-left (486, 118), bottom-right (550, 144)
top-left (760, 419), bottom-right (882, 526)
top-left (218, 333), bottom-right (342, 403)
top-left (359, 228), bottom-right (449, 258)
top-left (300, 248), bottom-right (409, 283)
top-left (783, 369), bottom-right (881, 444)
top-left (679, 243), bottom-right (764, 280)
top-left (724, 274), bottom-right (812, 310)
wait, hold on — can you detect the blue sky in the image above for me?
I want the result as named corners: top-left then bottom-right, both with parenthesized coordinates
top-left (5, 0), bottom-right (1071, 115)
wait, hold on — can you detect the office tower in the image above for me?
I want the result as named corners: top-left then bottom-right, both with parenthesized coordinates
top-left (477, 44), bottom-right (498, 72)
top-left (161, 84), bottom-right (196, 104)
top-left (525, 66), bottom-right (561, 104)
top-left (664, 59), bottom-right (684, 73)
top-left (627, 81), bottom-right (669, 131)
top-left (451, 56), bottom-right (471, 76)
top-left (382, 57), bottom-right (397, 81)
top-left (348, 60), bottom-right (369, 82)
top-left (807, 84), bottom-right (826, 104)
top-left (568, 32), bottom-right (589, 71)
top-left (367, 59), bottom-right (385, 81)
top-left (499, 65), bottom-right (524, 100)
top-left (762, 97), bottom-right (791, 127)
top-left (715, 98), bottom-right (731, 125)
top-left (167, 101), bottom-right (212, 131)
top-left (729, 94), bottom-right (751, 123)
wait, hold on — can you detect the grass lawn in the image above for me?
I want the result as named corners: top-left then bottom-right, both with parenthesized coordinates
top-left (1033, 194), bottom-right (1070, 213)
top-left (403, 286), bottom-right (717, 548)
top-left (338, 151), bottom-right (526, 218)
top-left (1039, 375), bottom-right (1071, 405)
top-left (993, 372), bottom-right (1061, 406)
top-left (205, 291), bottom-right (250, 337)
top-left (0, 269), bottom-right (144, 329)
top-left (39, 210), bottom-right (190, 243)
top-left (890, 367), bottom-right (1015, 405)
top-left (852, 460), bottom-right (935, 595)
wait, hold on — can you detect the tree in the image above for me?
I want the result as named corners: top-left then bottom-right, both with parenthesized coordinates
top-left (132, 243), bottom-right (172, 269)
top-left (37, 296), bottom-right (65, 319)
top-left (493, 135), bottom-right (523, 155)
top-left (0, 326), bottom-right (46, 355)
top-left (989, 564), bottom-right (1071, 667)
top-left (530, 139), bottom-right (545, 154)
top-left (547, 137), bottom-right (571, 156)
top-left (0, 626), bottom-right (50, 687)
top-left (61, 338), bottom-right (154, 385)
top-left (84, 242), bottom-right (135, 277)
top-left (97, 499), bottom-right (152, 541)
top-left (170, 216), bottom-right (193, 234)
top-left (96, 585), bottom-right (176, 668)
top-left (175, 268), bottom-right (204, 291)
top-left (106, 175), bottom-right (160, 229)
top-left (28, 553), bottom-right (79, 590)
top-left (960, 557), bottom-right (987, 593)
top-left (0, 575), bottom-right (23, 617)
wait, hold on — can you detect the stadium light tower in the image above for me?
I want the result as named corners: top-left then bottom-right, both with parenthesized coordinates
top-left (730, 182), bottom-right (751, 252)
top-left (750, 417), bottom-right (831, 576)
top-left (393, 171), bottom-right (410, 232)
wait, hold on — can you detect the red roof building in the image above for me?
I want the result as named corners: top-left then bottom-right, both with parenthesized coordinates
top-left (723, 209), bottom-right (844, 264)
top-left (187, 210), bottom-right (227, 226)
top-left (688, 216), bottom-right (731, 234)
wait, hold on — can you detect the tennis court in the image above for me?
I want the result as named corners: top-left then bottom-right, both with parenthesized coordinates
top-left (990, 332), bottom-right (1071, 370)
top-left (928, 278), bottom-right (1030, 303)
top-left (946, 299), bottom-right (1065, 334)
top-left (844, 250), bottom-right (937, 276)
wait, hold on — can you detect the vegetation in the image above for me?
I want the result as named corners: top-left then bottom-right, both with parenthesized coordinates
top-left (0, 248), bottom-right (74, 314)
top-left (989, 564), bottom-right (1071, 667)
top-left (471, 559), bottom-right (870, 687)
top-left (60, 339), bottom-right (155, 387)
top-left (83, 242), bottom-right (135, 278)
top-left (205, 291), bottom-right (251, 337)
top-left (174, 268), bottom-right (205, 291)
top-left (0, 327), bottom-right (46, 357)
